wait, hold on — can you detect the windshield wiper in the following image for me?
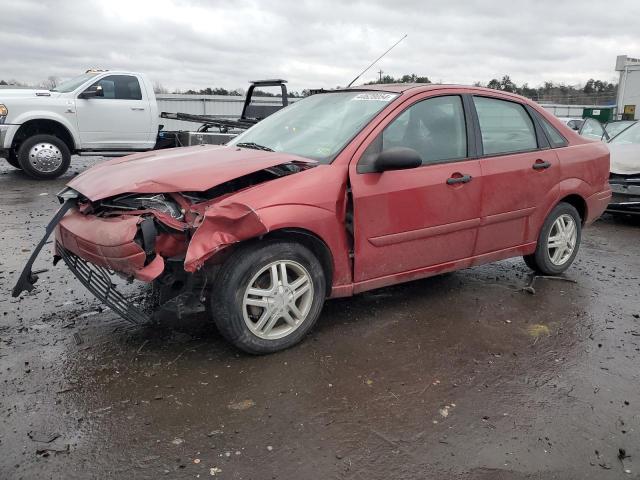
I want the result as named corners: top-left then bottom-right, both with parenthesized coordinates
top-left (236, 142), bottom-right (274, 152)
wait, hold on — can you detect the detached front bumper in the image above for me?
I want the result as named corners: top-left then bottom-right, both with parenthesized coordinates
top-left (607, 177), bottom-right (640, 215)
top-left (12, 202), bottom-right (166, 324)
top-left (55, 209), bottom-right (164, 282)
top-left (56, 243), bottom-right (150, 324)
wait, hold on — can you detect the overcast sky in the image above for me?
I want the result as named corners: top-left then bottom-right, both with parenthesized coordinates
top-left (2, 0), bottom-right (638, 92)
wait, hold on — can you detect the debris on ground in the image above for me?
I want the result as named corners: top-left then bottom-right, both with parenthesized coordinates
top-left (618, 448), bottom-right (629, 460)
top-left (227, 399), bottom-right (255, 410)
top-left (522, 274), bottom-right (577, 294)
top-left (527, 324), bottom-right (551, 337)
top-left (36, 444), bottom-right (70, 457)
top-left (28, 431), bottom-right (60, 443)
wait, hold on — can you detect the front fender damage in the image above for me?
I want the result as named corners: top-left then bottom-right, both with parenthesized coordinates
top-left (184, 202), bottom-right (268, 272)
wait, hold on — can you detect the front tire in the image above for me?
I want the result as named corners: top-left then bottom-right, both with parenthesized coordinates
top-left (209, 241), bottom-right (327, 354)
top-left (5, 150), bottom-right (21, 169)
top-left (524, 202), bottom-right (582, 275)
top-left (17, 134), bottom-right (71, 180)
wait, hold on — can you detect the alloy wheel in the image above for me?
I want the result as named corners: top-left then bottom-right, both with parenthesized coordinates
top-left (547, 214), bottom-right (577, 266)
top-left (242, 260), bottom-right (314, 340)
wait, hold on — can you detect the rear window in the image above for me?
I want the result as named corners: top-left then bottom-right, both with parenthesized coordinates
top-left (534, 111), bottom-right (568, 148)
top-left (474, 96), bottom-right (537, 155)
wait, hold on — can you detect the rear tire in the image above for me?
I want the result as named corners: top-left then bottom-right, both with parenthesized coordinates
top-left (523, 202), bottom-right (582, 275)
top-left (17, 134), bottom-right (71, 180)
top-left (209, 241), bottom-right (327, 354)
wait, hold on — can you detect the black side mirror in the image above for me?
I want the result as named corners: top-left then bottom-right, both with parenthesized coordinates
top-left (79, 84), bottom-right (104, 99)
top-left (372, 147), bottom-right (422, 173)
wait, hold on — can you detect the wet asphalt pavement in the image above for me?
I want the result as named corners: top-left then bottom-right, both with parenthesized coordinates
top-left (1, 157), bottom-right (640, 480)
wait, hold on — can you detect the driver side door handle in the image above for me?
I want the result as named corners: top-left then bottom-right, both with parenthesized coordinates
top-left (532, 160), bottom-right (551, 170)
top-left (446, 174), bottom-right (473, 185)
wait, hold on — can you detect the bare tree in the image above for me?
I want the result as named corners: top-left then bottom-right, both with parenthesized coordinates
top-left (41, 75), bottom-right (59, 90)
top-left (153, 81), bottom-right (169, 94)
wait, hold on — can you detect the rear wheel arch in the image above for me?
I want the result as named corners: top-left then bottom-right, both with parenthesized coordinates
top-left (558, 193), bottom-right (587, 224)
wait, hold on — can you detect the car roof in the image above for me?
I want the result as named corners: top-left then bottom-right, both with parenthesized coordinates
top-left (344, 83), bottom-right (530, 102)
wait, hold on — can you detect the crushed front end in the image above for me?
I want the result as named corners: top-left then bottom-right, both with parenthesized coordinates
top-left (12, 161), bottom-right (312, 324)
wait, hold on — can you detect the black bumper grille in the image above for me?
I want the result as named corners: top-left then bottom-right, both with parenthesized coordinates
top-left (57, 243), bottom-right (150, 325)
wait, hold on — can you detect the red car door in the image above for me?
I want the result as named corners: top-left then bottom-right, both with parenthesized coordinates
top-left (349, 93), bottom-right (482, 291)
top-left (470, 95), bottom-right (561, 257)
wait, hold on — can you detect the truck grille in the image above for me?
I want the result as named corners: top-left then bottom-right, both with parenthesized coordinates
top-left (57, 243), bottom-right (150, 325)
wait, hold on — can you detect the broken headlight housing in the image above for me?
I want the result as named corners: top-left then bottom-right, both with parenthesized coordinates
top-left (102, 194), bottom-right (184, 220)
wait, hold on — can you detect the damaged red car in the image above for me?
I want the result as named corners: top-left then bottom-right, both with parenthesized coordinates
top-left (13, 85), bottom-right (611, 353)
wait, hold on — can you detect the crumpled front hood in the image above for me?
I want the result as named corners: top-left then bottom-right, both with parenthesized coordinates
top-left (67, 145), bottom-right (316, 201)
top-left (608, 143), bottom-right (640, 175)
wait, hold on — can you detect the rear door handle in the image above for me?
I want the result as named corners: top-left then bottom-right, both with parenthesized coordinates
top-left (532, 160), bottom-right (551, 170)
top-left (446, 174), bottom-right (473, 185)
top-left (131, 107), bottom-right (145, 111)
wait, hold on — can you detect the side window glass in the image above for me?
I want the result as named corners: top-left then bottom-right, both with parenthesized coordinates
top-left (473, 97), bottom-right (537, 155)
top-left (89, 75), bottom-right (142, 100)
top-left (534, 112), bottom-right (567, 148)
top-left (381, 95), bottom-right (467, 164)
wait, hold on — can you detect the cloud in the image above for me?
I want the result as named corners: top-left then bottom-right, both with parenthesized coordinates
top-left (1, 0), bottom-right (637, 92)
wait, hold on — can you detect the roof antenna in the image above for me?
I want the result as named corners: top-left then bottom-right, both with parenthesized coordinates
top-left (346, 34), bottom-right (408, 88)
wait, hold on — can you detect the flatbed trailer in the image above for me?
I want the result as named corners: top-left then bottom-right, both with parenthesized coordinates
top-left (156, 79), bottom-right (289, 149)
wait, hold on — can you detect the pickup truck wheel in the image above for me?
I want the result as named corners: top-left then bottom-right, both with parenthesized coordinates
top-left (17, 134), bottom-right (71, 180)
top-left (209, 241), bottom-right (327, 354)
top-left (5, 150), bottom-right (21, 169)
top-left (523, 202), bottom-right (581, 275)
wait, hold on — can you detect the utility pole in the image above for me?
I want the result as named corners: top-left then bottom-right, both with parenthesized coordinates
top-left (378, 69), bottom-right (384, 83)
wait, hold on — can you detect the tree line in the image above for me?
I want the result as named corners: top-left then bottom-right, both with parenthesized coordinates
top-left (1, 74), bottom-right (618, 105)
top-left (364, 73), bottom-right (617, 105)
top-left (479, 75), bottom-right (617, 105)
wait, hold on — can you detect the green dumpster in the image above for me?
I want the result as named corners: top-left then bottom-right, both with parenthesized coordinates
top-left (582, 107), bottom-right (614, 123)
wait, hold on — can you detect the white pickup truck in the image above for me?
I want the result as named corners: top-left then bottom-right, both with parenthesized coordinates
top-left (0, 71), bottom-right (160, 179)
top-left (0, 70), bottom-right (289, 179)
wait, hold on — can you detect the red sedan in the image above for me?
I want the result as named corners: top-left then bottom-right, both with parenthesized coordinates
top-left (13, 84), bottom-right (611, 353)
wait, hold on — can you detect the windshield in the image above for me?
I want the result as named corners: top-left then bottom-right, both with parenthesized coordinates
top-left (609, 122), bottom-right (640, 144)
top-left (228, 91), bottom-right (399, 163)
top-left (606, 121), bottom-right (637, 140)
top-left (51, 73), bottom-right (99, 93)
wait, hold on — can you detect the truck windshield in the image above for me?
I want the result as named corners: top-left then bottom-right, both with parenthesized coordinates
top-left (51, 73), bottom-right (99, 93)
top-left (227, 91), bottom-right (399, 163)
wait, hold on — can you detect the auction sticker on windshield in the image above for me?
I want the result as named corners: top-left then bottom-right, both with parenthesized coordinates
top-left (352, 92), bottom-right (396, 102)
